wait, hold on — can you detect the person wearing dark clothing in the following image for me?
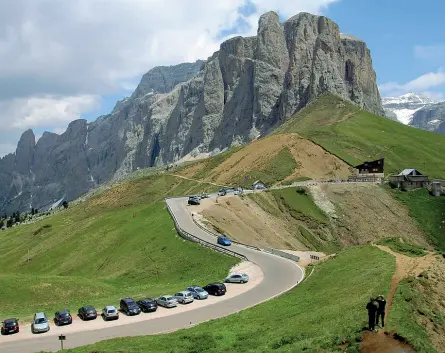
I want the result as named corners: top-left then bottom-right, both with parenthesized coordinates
top-left (366, 297), bottom-right (379, 331)
top-left (376, 295), bottom-right (387, 328)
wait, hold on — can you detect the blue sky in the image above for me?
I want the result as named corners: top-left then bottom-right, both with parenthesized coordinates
top-left (1, 0), bottom-right (444, 156)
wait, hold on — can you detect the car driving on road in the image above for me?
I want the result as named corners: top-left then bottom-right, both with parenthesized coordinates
top-left (217, 235), bottom-right (232, 246)
top-left (225, 273), bottom-right (249, 283)
top-left (78, 306), bottom-right (97, 321)
top-left (188, 196), bottom-right (200, 205)
top-left (31, 312), bottom-right (50, 334)
top-left (173, 291), bottom-right (194, 304)
top-left (137, 298), bottom-right (158, 313)
top-left (186, 286), bottom-right (209, 300)
top-left (1, 318), bottom-right (19, 335)
top-left (102, 306), bottom-right (119, 321)
top-left (203, 283), bottom-right (227, 296)
top-left (54, 309), bottom-right (72, 326)
top-left (120, 297), bottom-right (141, 316)
top-left (156, 295), bottom-right (178, 308)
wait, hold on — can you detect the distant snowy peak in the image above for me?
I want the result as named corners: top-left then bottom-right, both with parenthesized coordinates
top-left (382, 92), bottom-right (439, 125)
top-left (382, 92), bottom-right (435, 106)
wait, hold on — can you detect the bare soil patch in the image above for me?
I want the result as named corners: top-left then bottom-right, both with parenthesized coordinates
top-left (178, 133), bottom-right (352, 185)
top-left (192, 196), bottom-right (308, 250)
top-left (361, 331), bottom-right (416, 353)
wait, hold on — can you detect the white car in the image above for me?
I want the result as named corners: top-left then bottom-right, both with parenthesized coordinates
top-left (225, 273), bottom-right (249, 283)
top-left (173, 291), bottom-right (194, 304)
top-left (102, 306), bottom-right (119, 321)
top-left (31, 312), bottom-right (50, 334)
top-left (156, 295), bottom-right (178, 308)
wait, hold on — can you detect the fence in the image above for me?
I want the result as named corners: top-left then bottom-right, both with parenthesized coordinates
top-left (165, 198), bottom-right (248, 261)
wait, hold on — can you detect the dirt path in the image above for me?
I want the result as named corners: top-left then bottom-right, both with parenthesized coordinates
top-left (360, 245), bottom-right (438, 353)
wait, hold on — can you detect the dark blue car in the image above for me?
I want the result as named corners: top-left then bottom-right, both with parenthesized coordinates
top-left (217, 236), bottom-right (232, 246)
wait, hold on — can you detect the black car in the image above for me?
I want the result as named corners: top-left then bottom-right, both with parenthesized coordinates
top-left (1, 318), bottom-right (19, 335)
top-left (78, 306), bottom-right (97, 321)
top-left (188, 197), bottom-right (200, 205)
top-left (137, 298), bottom-right (158, 313)
top-left (54, 309), bottom-right (72, 326)
top-left (120, 297), bottom-right (141, 316)
top-left (203, 283), bottom-right (226, 296)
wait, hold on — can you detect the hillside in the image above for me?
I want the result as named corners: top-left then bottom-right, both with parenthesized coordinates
top-left (275, 94), bottom-right (445, 178)
top-left (192, 184), bottom-right (428, 254)
top-left (176, 133), bottom-right (351, 187)
top-left (0, 175), bottom-right (237, 320)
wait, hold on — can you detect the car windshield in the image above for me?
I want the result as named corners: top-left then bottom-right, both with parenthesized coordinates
top-left (108, 309), bottom-right (116, 313)
top-left (165, 297), bottom-right (173, 301)
top-left (5, 321), bottom-right (16, 327)
top-left (87, 309), bottom-right (95, 313)
top-left (60, 312), bottom-right (70, 317)
top-left (195, 288), bottom-right (204, 292)
top-left (35, 318), bottom-right (47, 324)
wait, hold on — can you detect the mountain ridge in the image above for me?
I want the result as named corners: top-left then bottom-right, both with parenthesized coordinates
top-left (0, 10), bottom-right (383, 214)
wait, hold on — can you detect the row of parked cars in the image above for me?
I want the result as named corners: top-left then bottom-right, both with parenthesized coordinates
top-left (1, 275), bottom-right (249, 336)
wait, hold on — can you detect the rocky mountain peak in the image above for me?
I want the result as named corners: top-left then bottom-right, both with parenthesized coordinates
top-left (0, 11), bottom-right (383, 215)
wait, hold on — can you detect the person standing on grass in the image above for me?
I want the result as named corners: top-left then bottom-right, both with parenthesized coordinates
top-left (366, 297), bottom-right (378, 331)
top-left (376, 295), bottom-right (386, 328)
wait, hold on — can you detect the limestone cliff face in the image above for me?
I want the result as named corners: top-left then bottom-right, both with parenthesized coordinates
top-left (0, 11), bottom-right (383, 214)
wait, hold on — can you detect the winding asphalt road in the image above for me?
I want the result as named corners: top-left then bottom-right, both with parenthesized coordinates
top-left (0, 197), bottom-right (304, 353)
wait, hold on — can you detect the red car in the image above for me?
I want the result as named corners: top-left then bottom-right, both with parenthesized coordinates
top-left (1, 318), bottom-right (19, 335)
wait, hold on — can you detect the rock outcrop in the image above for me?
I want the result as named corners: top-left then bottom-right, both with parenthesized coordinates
top-left (0, 11), bottom-right (383, 214)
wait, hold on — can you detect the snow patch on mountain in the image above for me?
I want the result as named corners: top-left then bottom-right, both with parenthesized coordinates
top-left (382, 92), bottom-right (438, 125)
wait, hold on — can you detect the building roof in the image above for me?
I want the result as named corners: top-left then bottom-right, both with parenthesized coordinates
top-left (398, 169), bottom-right (422, 176)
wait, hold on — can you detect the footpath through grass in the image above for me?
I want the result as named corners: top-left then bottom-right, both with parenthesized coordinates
top-left (276, 94), bottom-right (445, 178)
top-left (0, 174), bottom-right (237, 321)
top-left (377, 237), bottom-right (427, 257)
top-left (59, 246), bottom-right (394, 353)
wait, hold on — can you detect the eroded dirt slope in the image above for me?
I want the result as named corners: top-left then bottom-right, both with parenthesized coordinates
top-left (178, 133), bottom-right (351, 185)
top-left (191, 184), bottom-right (428, 254)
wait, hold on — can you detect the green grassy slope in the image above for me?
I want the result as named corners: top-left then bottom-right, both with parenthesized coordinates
top-left (390, 188), bottom-right (445, 251)
top-left (58, 246), bottom-right (394, 353)
top-left (0, 175), bottom-right (237, 320)
top-left (275, 94), bottom-right (445, 178)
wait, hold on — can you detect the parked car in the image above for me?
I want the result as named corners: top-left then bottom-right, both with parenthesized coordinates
top-left (78, 306), bottom-right (97, 321)
top-left (156, 295), bottom-right (178, 308)
top-left (200, 194), bottom-right (210, 199)
top-left (218, 189), bottom-right (227, 196)
top-left (217, 235), bottom-right (232, 246)
top-left (54, 309), bottom-right (72, 326)
top-left (31, 312), bottom-right (50, 333)
top-left (102, 306), bottom-right (119, 321)
top-left (120, 297), bottom-right (141, 316)
top-left (225, 273), bottom-right (249, 283)
top-left (1, 318), bottom-right (19, 335)
top-left (137, 298), bottom-right (158, 313)
top-left (186, 286), bottom-right (209, 300)
top-left (173, 291), bottom-right (194, 304)
top-left (188, 196), bottom-right (200, 205)
top-left (203, 283), bottom-right (227, 296)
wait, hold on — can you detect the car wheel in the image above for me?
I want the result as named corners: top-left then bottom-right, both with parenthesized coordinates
top-left (240, 280), bottom-right (244, 284)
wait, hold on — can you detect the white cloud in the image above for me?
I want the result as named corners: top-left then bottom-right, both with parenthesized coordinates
top-left (379, 69), bottom-right (445, 98)
top-left (0, 0), bottom-right (339, 156)
top-left (1, 95), bottom-right (101, 130)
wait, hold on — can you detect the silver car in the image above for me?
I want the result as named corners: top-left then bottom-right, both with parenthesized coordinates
top-left (156, 295), bottom-right (178, 308)
top-left (31, 312), bottom-right (50, 333)
top-left (173, 291), bottom-right (194, 304)
top-left (102, 306), bottom-right (119, 321)
top-left (225, 273), bottom-right (249, 284)
top-left (186, 286), bottom-right (209, 300)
